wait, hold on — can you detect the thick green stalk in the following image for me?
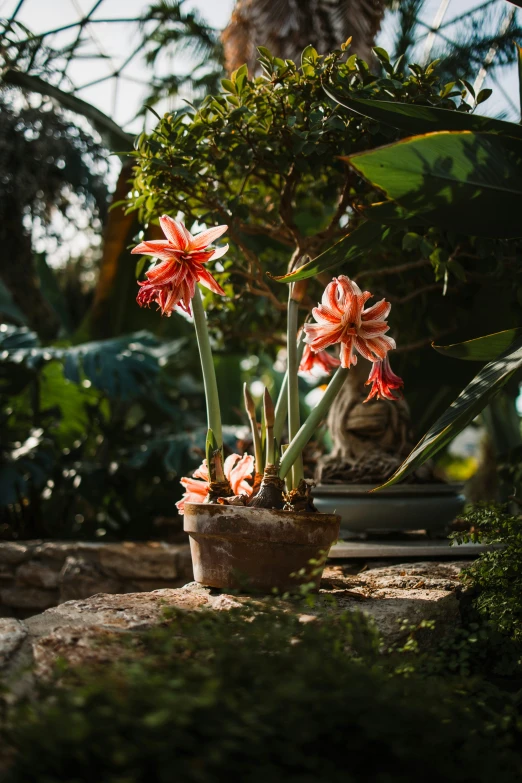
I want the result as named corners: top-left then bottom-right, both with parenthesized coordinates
top-left (243, 383), bottom-right (264, 474)
top-left (264, 388), bottom-right (275, 466)
top-left (192, 286), bottom-right (223, 448)
top-left (273, 333), bottom-right (306, 445)
top-left (286, 288), bottom-right (303, 489)
top-left (279, 366), bottom-right (349, 480)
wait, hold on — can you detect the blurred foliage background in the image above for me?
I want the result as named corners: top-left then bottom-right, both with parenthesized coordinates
top-left (0, 0), bottom-right (521, 540)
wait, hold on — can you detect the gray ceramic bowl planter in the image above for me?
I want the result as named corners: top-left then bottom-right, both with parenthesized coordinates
top-left (313, 483), bottom-right (465, 538)
top-left (184, 503), bottom-right (340, 592)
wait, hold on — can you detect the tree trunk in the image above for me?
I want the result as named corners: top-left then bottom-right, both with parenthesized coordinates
top-left (0, 196), bottom-right (60, 339)
top-left (78, 158), bottom-right (138, 340)
top-left (222, 0), bottom-right (387, 74)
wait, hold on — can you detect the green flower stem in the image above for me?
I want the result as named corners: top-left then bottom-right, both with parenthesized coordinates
top-left (286, 288), bottom-right (303, 489)
top-left (264, 388), bottom-right (276, 466)
top-left (192, 286), bottom-right (223, 449)
top-left (244, 383), bottom-right (264, 474)
top-left (273, 332), bottom-right (306, 446)
top-left (279, 365), bottom-right (349, 481)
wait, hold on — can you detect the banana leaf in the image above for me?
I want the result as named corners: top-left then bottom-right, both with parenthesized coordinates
top-left (344, 131), bottom-right (522, 238)
top-left (324, 89), bottom-right (522, 141)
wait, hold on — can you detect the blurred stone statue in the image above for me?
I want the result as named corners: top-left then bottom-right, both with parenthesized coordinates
top-left (318, 357), bottom-right (437, 485)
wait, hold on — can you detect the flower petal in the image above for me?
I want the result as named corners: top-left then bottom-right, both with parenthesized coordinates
top-left (193, 460), bottom-right (209, 481)
top-left (340, 339), bottom-right (357, 368)
top-left (159, 215), bottom-right (188, 250)
top-left (207, 243), bottom-right (229, 262)
top-left (312, 304), bottom-right (342, 325)
top-left (358, 320), bottom-right (390, 338)
top-left (363, 356), bottom-right (404, 403)
top-left (362, 299), bottom-right (391, 321)
top-left (321, 280), bottom-right (343, 317)
top-left (189, 225), bottom-right (228, 251)
top-left (354, 336), bottom-right (380, 361)
top-left (176, 475), bottom-right (209, 514)
top-left (303, 322), bottom-right (343, 352)
top-left (226, 453), bottom-right (254, 496)
top-left (197, 268), bottom-right (226, 296)
top-left (131, 242), bottom-right (181, 262)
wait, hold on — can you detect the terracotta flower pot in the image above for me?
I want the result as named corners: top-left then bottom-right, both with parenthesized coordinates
top-left (184, 503), bottom-right (340, 592)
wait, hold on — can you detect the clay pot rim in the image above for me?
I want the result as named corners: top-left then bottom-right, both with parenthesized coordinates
top-left (184, 502), bottom-right (340, 526)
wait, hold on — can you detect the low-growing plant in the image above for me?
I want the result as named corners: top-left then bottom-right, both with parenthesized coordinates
top-left (452, 502), bottom-right (522, 645)
top-left (2, 604), bottom-right (522, 783)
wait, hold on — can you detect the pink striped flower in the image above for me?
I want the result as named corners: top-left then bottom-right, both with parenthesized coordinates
top-left (299, 344), bottom-right (340, 376)
top-left (303, 275), bottom-right (395, 369)
top-left (132, 215), bottom-right (228, 316)
top-left (364, 356), bottom-right (404, 402)
top-left (176, 453), bottom-right (254, 515)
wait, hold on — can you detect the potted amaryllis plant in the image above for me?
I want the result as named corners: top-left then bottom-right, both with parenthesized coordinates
top-left (131, 214), bottom-right (402, 591)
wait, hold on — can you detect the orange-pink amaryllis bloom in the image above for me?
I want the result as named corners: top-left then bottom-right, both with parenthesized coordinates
top-left (131, 215), bottom-right (229, 316)
top-left (299, 343), bottom-right (340, 377)
top-left (364, 356), bottom-right (404, 403)
top-left (176, 453), bottom-right (254, 515)
top-left (303, 275), bottom-right (395, 369)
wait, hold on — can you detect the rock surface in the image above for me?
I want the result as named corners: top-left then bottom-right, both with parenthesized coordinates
top-left (0, 541), bottom-right (194, 617)
top-left (0, 561), bottom-right (467, 680)
top-left (0, 619), bottom-right (27, 666)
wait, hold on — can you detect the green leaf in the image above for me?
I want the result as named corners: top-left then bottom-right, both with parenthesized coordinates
top-left (440, 82), bottom-right (456, 98)
top-left (271, 220), bottom-right (390, 282)
top-left (461, 79), bottom-right (475, 99)
top-left (476, 88), bottom-right (493, 106)
top-left (372, 47), bottom-right (390, 63)
top-left (362, 200), bottom-right (422, 224)
top-left (0, 326), bottom-right (177, 400)
top-left (301, 44), bottom-right (318, 65)
top-left (433, 328), bottom-right (522, 361)
top-left (376, 335), bottom-right (522, 489)
top-left (205, 428), bottom-right (218, 469)
top-left (323, 89), bottom-right (522, 141)
top-left (345, 131), bottom-right (522, 238)
top-left (221, 79), bottom-right (236, 94)
top-left (402, 232), bottom-right (421, 251)
top-left (135, 256), bottom-right (148, 278)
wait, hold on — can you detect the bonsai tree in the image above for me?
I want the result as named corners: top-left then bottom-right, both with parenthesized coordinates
top-left (128, 44), bottom-right (520, 485)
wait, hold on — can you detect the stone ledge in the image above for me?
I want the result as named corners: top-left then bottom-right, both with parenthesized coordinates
top-left (0, 541), bottom-right (194, 616)
top-left (0, 619), bottom-right (27, 667)
top-left (0, 562), bottom-right (466, 679)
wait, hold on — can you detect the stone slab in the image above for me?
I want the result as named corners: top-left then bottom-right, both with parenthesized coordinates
top-left (13, 561), bottom-right (463, 678)
top-left (97, 542), bottom-right (181, 579)
top-left (329, 540), bottom-right (490, 559)
top-left (0, 587), bottom-right (59, 611)
top-left (0, 543), bottom-right (30, 565)
top-left (16, 562), bottom-right (61, 590)
top-left (0, 542), bottom-right (194, 615)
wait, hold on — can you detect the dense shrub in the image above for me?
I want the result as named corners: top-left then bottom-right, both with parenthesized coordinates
top-left (3, 605), bottom-right (521, 782)
top-left (452, 503), bottom-right (522, 646)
